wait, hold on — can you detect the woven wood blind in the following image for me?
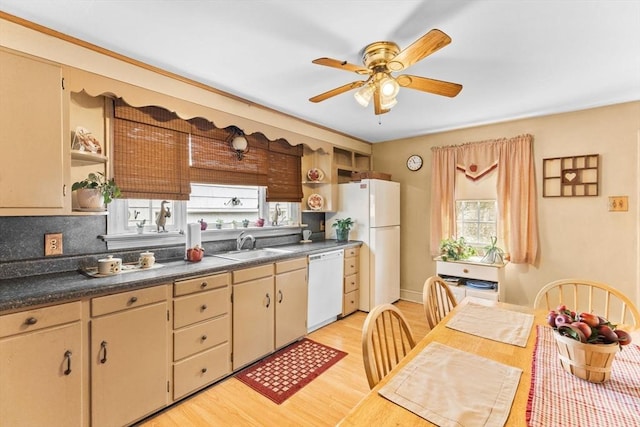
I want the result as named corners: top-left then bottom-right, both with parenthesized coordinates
top-left (189, 119), bottom-right (269, 186)
top-left (267, 139), bottom-right (303, 202)
top-left (113, 100), bottom-right (190, 200)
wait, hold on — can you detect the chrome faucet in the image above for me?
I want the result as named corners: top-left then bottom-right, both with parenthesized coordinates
top-left (236, 231), bottom-right (256, 251)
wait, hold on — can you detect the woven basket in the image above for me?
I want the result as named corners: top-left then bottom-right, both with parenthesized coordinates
top-left (553, 331), bottom-right (619, 383)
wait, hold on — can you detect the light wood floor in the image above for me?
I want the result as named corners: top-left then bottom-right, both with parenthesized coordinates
top-left (139, 300), bottom-right (429, 427)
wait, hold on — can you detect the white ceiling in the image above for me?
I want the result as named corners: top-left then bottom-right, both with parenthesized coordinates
top-left (2, 1), bottom-right (639, 143)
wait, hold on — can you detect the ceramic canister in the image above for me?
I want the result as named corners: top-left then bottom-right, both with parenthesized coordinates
top-left (98, 255), bottom-right (122, 275)
top-left (139, 251), bottom-right (155, 268)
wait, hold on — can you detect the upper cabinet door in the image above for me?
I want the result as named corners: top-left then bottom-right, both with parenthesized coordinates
top-left (0, 49), bottom-right (65, 212)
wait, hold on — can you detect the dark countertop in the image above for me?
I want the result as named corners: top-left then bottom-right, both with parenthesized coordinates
top-left (0, 240), bottom-right (361, 313)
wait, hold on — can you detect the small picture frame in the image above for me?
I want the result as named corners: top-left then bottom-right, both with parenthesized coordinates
top-left (72, 126), bottom-right (102, 154)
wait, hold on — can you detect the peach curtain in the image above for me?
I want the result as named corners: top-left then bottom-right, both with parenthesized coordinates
top-left (430, 134), bottom-right (538, 265)
top-left (429, 145), bottom-right (457, 257)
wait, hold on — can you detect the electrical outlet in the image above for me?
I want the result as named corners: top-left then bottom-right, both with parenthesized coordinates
top-left (45, 233), bottom-right (63, 256)
top-left (608, 196), bottom-right (628, 212)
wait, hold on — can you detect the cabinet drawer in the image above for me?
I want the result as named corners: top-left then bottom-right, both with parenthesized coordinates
top-left (174, 315), bottom-right (230, 361)
top-left (233, 264), bottom-right (274, 284)
top-left (436, 261), bottom-right (500, 282)
top-left (345, 247), bottom-right (359, 258)
top-left (173, 343), bottom-right (230, 400)
top-left (344, 273), bottom-right (359, 293)
top-left (91, 285), bottom-right (167, 317)
top-left (466, 288), bottom-right (499, 301)
top-left (343, 290), bottom-right (359, 316)
top-left (275, 257), bottom-right (307, 274)
top-left (174, 287), bottom-right (229, 329)
top-left (174, 273), bottom-right (230, 297)
top-left (0, 301), bottom-right (81, 338)
top-left (344, 257), bottom-right (359, 276)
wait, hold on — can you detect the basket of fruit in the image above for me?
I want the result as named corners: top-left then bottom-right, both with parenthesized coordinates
top-left (547, 305), bottom-right (633, 383)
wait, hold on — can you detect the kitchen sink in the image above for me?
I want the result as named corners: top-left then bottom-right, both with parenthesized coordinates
top-left (213, 248), bottom-right (292, 261)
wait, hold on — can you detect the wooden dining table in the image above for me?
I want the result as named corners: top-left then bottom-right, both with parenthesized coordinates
top-left (338, 297), bottom-right (544, 426)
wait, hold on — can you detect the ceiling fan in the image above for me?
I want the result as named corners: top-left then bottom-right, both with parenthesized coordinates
top-left (309, 29), bottom-right (462, 115)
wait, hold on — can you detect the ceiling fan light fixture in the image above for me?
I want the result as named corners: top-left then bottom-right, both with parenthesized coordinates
top-left (380, 76), bottom-right (400, 98)
top-left (380, 94), bottom-right (398, 110)
top-left (354, 84), bottom-right (374, 107)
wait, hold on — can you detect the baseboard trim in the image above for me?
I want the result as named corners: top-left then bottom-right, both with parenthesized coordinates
top-left (400, 289), bottom-right (422, 304)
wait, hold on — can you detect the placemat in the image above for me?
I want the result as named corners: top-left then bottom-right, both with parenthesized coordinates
top-left (446, 302), bottom-right (534, 347)
top-left (379, 342), bottom-right (522, 427)
top-left (527, 326), bottom-right (640, 427)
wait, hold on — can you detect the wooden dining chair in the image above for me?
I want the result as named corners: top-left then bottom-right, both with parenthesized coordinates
top-left (422, 276), bottom-right (458, 329)
top-left (534, 279), bottom-right (640, 330)
top-left (361, 304), bottom-right (416, 389)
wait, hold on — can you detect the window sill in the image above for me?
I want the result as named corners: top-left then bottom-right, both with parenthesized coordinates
top-left (101, 225), bottom-right (304, 250)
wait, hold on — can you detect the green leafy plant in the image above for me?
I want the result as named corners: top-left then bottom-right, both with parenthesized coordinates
top-left (481, 236), bottom-right (504, 264)
top-left (332, 217), bottom-right (354, 231)
top-left (72, 172), bottom-right (121, 204)
top-left (439, 237), bottom-right (477, 261)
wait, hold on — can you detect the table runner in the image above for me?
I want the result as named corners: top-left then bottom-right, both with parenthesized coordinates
top-left (527, 326), bottom-right (640, 427)
top-left (379, 342), bottom-right (522, 427)
top-left (446, 302), bottom-right (534, 347)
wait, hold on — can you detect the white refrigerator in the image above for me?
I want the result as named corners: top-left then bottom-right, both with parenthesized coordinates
top-left (326, 179), bottom-right (400, 312)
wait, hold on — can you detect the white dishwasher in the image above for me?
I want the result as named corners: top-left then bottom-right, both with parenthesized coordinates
top-left (307, 249), bottom-right (344, 332)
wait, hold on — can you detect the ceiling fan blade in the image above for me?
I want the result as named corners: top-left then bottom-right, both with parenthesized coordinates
top-left (373, 88), bottom-right (390, 115)
top-left (309, 81), bottom-right (366, 103)
top-left (396, 74), bottom-right (462, 97)
top-left (312, 58), bottom-right (372, 75)
top-left (387, 29), bottom-right (451, 72)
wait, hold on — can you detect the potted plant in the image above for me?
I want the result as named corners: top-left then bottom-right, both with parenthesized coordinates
top-left (72, 172), bottom-right (121, 209)
top-left (439, 237), bottom-right (477, 261)
top-left (242, 219), bottom-right (250, 228)
top-left (332, 217), bottom-right (354, 242)
top-left (135, 219), bottom-right (146, 234)
top-left (215, 219), bottom-right (224, 230)
top-left (481, 236), bottom-right (505, 264)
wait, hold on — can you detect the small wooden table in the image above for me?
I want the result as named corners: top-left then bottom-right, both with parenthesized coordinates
top-left (338, 298), bottom-right (545, 426)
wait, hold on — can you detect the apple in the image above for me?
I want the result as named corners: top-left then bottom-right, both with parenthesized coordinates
top-left (571, 321), bottom-right (592, 339)
top-left (546, 311), bottom-right (558, 327)
top-left (614, 330), bottom-right (632, 346)
top-left (556, 304), bottom-right (567, 313)
top-left (186, 246), bottom-right (204, 262)
top-left (558, 324), bottom-right (587, 343)
top-left (596, 325), bottom-right (618, 344)
top-left (579, 312), bottom-right (600, 328)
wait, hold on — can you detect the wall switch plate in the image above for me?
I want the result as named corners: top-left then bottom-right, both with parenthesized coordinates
top-left (608, 196), bottom-right (628, 212)
top-left (45, 233), bottom-right (63, 256)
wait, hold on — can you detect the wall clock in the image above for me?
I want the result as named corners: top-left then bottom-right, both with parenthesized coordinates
top-left (406, 155), bottom-right (423, 171)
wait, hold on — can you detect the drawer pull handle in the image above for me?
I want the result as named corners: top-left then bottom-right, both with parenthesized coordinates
top-left (463, 269), bottom-right (469, 273)
top-left (201, 304), bottom-right (208, 311)
top-left (129, 296), bottom-right (138, 304)
top-left (278, 289), bottom-right (283, 303)
top-left (200, 282), bottom-right (208, 289)
top-left (25, 317), bottom-right (38, 325)
top-left (265, 293), bottom-right (271, 308)
top-left (201, 368), bottom-right (208, 374)
top-left (64, 350), bottom-right (73, 375)
top-left (201, 335), bottom-right (208, 341)
top-left (100, 341), bottom-right (108, 364)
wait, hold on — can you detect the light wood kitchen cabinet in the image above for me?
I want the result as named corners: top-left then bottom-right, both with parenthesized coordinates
top-left (274, 257), bottom-right (308, 349)
top-left (172, 273), bottom-right (231, 400)
top-left (0, 48), bottom-right (67, 214)
top-left (342, 247), bottom-right (360, 316)
top-left (0, 301), bottom-right (83, 427)
top-left (232, 264), bottom-right (275, 370)
top-left (90, 285), bottom-right (169, 427)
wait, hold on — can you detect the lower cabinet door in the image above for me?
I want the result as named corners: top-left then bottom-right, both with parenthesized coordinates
top-left (275, 268), bottom-right (308, 349)
top-left (0, 322), bottom-right (82, 427)
top-left (91, 301), bottom-right (168, 427)
top-left (232, 276), bottom-right (274, 370)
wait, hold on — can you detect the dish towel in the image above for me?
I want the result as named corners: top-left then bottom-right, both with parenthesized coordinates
top-left (446, 302), bottom-right (534, 347)
top-left (379, 342), bottom-right (522, 427)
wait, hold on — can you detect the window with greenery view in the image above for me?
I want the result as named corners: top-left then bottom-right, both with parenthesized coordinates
top-left (455, 200), bottom-right (497, 246)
